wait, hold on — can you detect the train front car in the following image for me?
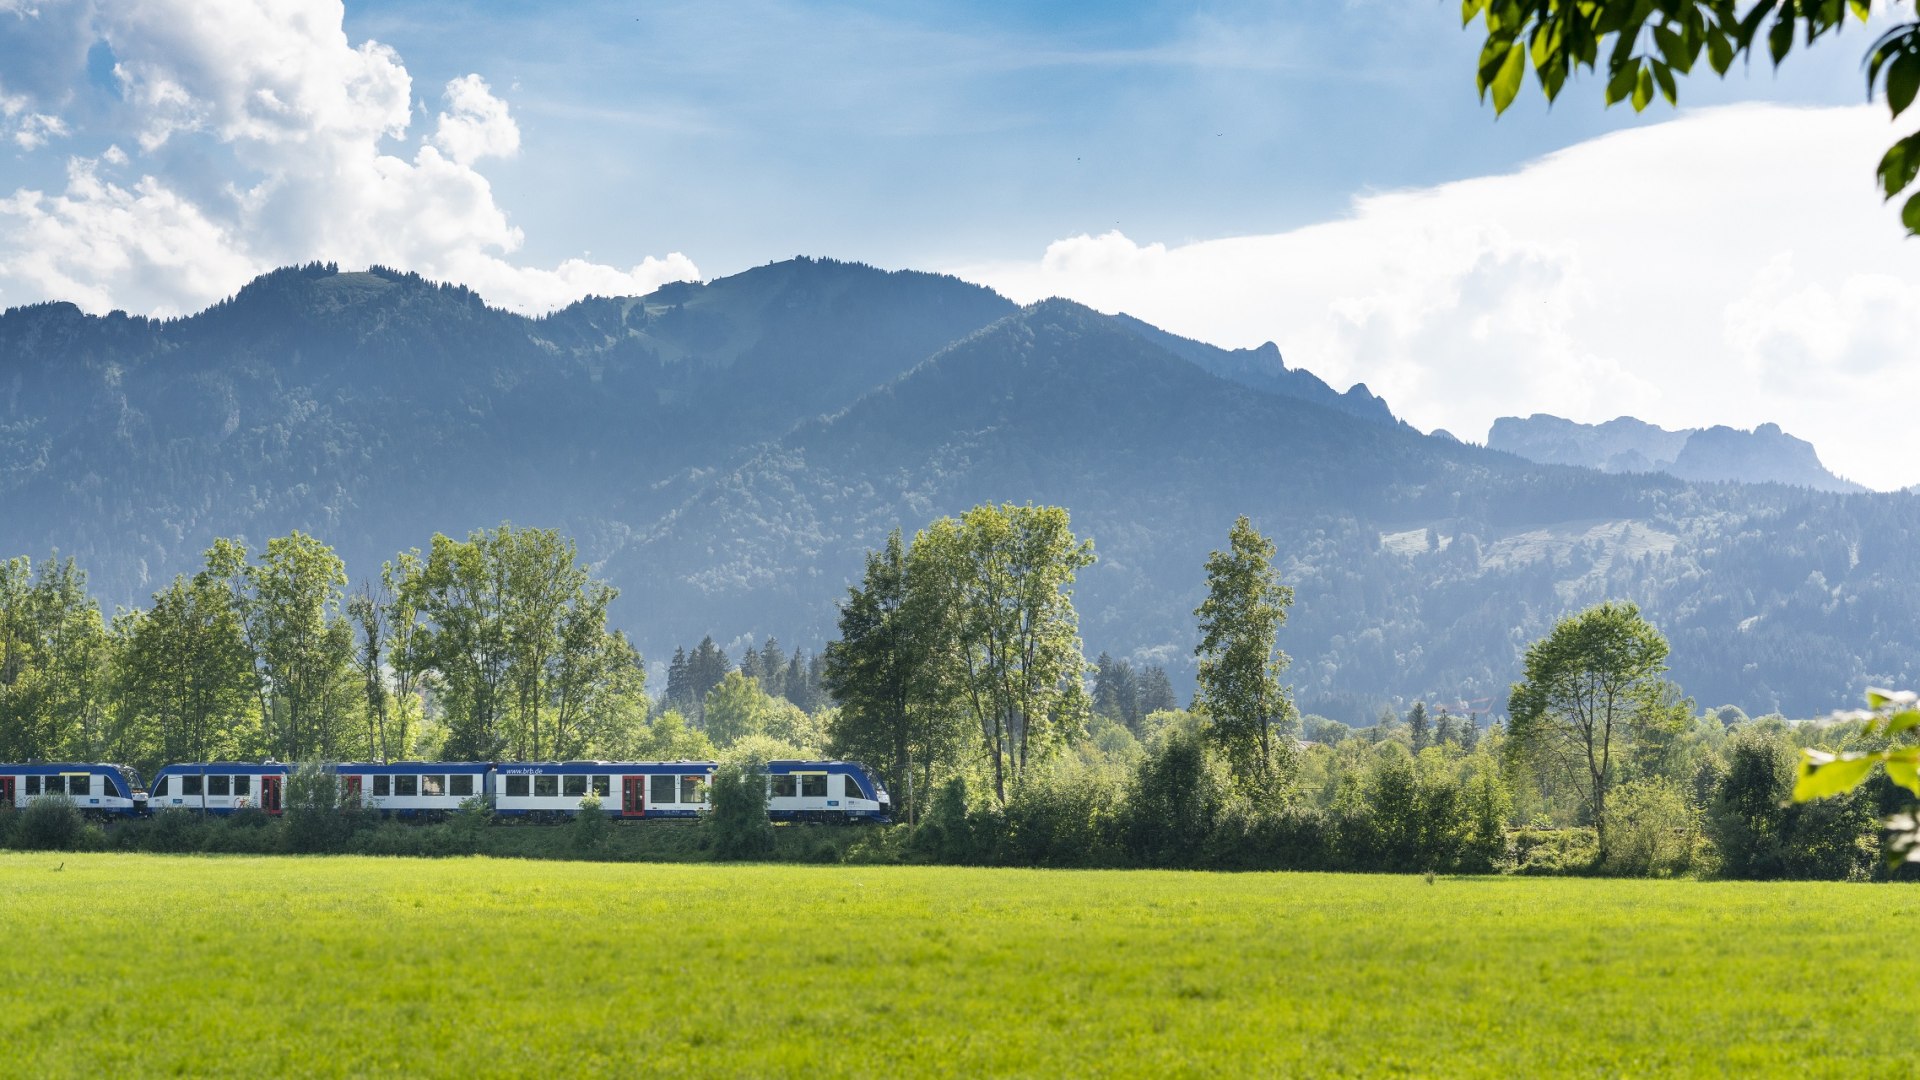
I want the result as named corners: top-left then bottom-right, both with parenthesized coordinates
top-left (767, 760), bottom-right (892, 823)
top-left (148, 762), bottom-right (292, 815)
top-left (490, 761), bottom-right (719, 821)
top-left (0, 763), bottom-right (148, 817)
top-left (336, 761), bottom-right (488, 818)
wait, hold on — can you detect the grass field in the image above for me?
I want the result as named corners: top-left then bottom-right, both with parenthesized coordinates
top-left (2, 855), bottom-right (1912, 1077)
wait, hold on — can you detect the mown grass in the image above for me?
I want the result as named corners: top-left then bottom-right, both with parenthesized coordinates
top-left (1, 855), bottom-right (1910, 1077)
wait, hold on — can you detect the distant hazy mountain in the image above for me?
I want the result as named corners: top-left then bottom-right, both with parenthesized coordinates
top-left (1488, 414), bottom-right (1863, 493)
top-left (2, 261), bottom-right (1913, 721)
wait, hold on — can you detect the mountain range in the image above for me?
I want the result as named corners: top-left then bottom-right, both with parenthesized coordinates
top-left (1487, 414), bottom-right (1863, 493)
top-left (2, 259), bottom-right (1913, 723)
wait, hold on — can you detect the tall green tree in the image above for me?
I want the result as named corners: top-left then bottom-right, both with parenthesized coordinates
top-left (1408, 701), bottom-right (1432, 754)
top-left (248, 532), bottom-right (357, 761)
top-left (1193, 516), bottom-right (1297, 789)
top-left (0, 555), bottom-right (113, 762)
top-left (1463, 2), bottom-right (1919, 230)
top-left (1506, 601), bottom-right (1677, 857)
top-left (399, 524), bottom-right (641, 760)
top-left (914, 503), bottom-right (1096, 805)
top-left (115, 569), bottom-right (258, 767)
top-left (823, 528), bottom-right (966, 823)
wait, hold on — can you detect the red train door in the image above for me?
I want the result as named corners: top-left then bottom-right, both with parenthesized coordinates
top-left (622, 776), bottom-right (644, 819)
top-left (261, 775), bottom-right (283, 816)
top-left (0, 777), bottom-right (13, 808)
top-left (342, 776), bottom-right (362, 805)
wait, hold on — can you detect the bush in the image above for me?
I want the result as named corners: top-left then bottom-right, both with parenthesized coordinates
top-left (13, 794), bottom-right (83, 851)
top-left (572, 793), bottom-right (610, 854)
top-left (704, 758), bottom-right (773, 860)
top-left (1123, 730), bottom-right (1222, 868)
top-left (0, 806), bottom-right (15, 849)
top-left (283, 763), bottom-right (371, 854)
top-left (139, 808), bottom-right (211, 853)
top-left (1602, 777), bottom-right (1700, 877)
top-left (911, 777), bottom-right (981, 863)
top-left (1708, 725), bottom-right (1875, 880)
top-left (1510, 827), bottom-right (1599, 875)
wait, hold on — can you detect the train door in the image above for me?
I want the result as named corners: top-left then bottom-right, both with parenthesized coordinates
top-left (621, 775), bottom-right (645, 819)
top-left (0, 776), bottom-right (13, 809)
top-left (260, 775), bottom-right (283, 816)
top-left (342, 775), bottom-right (362, 807)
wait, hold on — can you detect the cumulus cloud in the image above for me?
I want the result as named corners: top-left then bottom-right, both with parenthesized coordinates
top-left (956, 104), bottom-right (1920, 491)
top-left (0, 0), bottom-right (696, 317)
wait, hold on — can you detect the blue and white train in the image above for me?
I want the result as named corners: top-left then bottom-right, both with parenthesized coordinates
top-left (4, 758), bottom-right (891, 824)
top-left (0, 763), bottom-right (148, 817)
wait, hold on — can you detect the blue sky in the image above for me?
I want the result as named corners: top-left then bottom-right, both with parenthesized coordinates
top-left (0, 1), bottom-right (1914, 488)
top-left (338, 0), bottom-right (1872, 271)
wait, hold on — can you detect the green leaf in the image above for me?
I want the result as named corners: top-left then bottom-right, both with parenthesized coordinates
top-left (1903, 190), bottom-right (1920, 234)
top-left (1884, 709), bottom-right (1920, 737)
top-left (1463, 0), bottom-right (1490, 27)
top-left (1877, 135), bottom-right (1920, 198)
top-left (1654, 26), bottom-right (1693, 74)
top-left (1491, 40), bottom-right (1527, 113)
top-left (1794, 750), bottom-right (1882, 801)
top-left (1768, 9), bottom-right (1794, 65)
top-left (1888, 55), bottom-right (1920, 118)
top-left (1605, 62), bottom-right (1639, 106)
top-left (1885, 751), bottom-right (1920, 797)
top-left (1632, 64), bottom-right (1654, 111)
top-left (1652, 60), bottom-right (1678, 105)
top-left (1707, 28), bottom-right (1735, 75)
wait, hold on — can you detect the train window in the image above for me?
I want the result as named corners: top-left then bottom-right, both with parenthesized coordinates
top-left (395, 776), bottom-right (419, 797)
top-left (680, 775), bottom-right (705, 804)
top-left (208, 776), bottom-right (231, 797)
top-left (373, 775), bottom-right (390, 797)
top-left (563, 775), bottom-right (587, 797)
top-left (234, 775), bottom-right (251, 796)
top-left (843, 775), bottom-right (864, 800)
top-left (592, 776), bottom-right (610, 797)
top-left (183, 775), bottom-right (203, 797)
top-left (152, 777), bottom-right (168, 797)
top-left (422, 776), bottom-right (446, 797)
top-left (506, 775), bottom-right (530, 797)
top-left (450, 775), bottom-right (474, 798)
top-left (771, 775), bottom-right (796, 798)
top-left (534, 776), bottom-right (559, 798)
top-left (25, 776), bottom-right (40, 796)
top-left (651, 774), bottom-right (674, 804)
top-left (801, 774), bottom-right (827, 798)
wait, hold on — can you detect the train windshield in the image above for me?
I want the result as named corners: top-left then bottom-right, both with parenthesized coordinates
top-left (121, 768), bottom-right (146, 794)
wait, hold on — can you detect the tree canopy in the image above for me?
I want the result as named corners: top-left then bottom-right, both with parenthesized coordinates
top-left (1464, 1), bottom-right (1920, 227)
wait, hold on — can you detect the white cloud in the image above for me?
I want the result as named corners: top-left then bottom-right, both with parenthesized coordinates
top-left (956, 104), bottom-right (1920, 492)
top-left (0, 0), bottom-right (696, 317)
top-left (430, 74), bottom-right (520, 166)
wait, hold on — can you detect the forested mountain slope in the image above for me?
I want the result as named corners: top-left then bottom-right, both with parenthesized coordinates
top-left (1, 260), bottom-right (1913, 722)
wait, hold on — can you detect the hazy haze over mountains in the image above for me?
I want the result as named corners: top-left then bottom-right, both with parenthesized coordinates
top-left (2, 259), bottom-right (1913, 723)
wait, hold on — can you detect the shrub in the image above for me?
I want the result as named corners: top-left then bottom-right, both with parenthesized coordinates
top-left (1123, 730), bottom-right (1222, 868)
top-left (704, 757), bottom-right (773, 860)
top-left (1510, 827), bottom-right (1599, 875)
top-left (283, 763), bottom-right (369, 854)
top-left (13, 794), bottom-right (83, 851)
top-left (140, 808), bottom-right (210, 853)
top-left (911, 777), bottom-right (980, 863)
top-left (1602, 777), bottom-right (1700, 877)
top-left (572, 793), bottom-right (610, 854)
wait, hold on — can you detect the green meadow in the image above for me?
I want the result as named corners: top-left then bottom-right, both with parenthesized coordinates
top-left (2, 854), bottom-right (1910, 1077)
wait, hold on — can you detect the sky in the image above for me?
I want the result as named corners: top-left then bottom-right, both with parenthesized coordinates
top-left (0, 1), bottom-right (1915, 489)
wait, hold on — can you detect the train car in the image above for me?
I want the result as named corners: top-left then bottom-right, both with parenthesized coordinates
top-left (490, 761), bottom-right (717, 820)
top-left (148, 762), bottom-right (290, 815)
top-left (766, 760), bottom-right (890, 823)
top-left (0, 763), bottom-right (148, 817)
top-left (335, 761), bottom-right (489, 817)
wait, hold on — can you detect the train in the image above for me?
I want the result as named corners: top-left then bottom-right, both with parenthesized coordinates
top-left (1, 759), bottom-right (892, 823)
